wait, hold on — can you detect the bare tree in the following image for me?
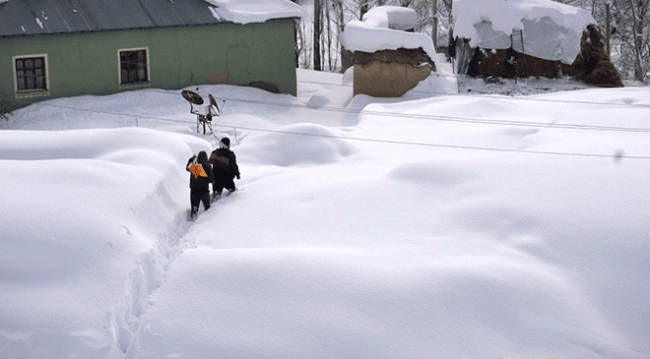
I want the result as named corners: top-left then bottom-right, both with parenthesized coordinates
top-left (606, 0), bottom-right (650, 82)
top-left (361, 0), bottom-right (370, 18)
top-left (298, 0), bottom-right (454, 71)
top-left (314, 0), bottom-right (322, 70)
top-left (293, 0), bottom-right (312, 69)
top-left (296, 0), bottom-right (649, 81)
top-left (557, 0), bottom-right (649, 82)
top-left (628, 0), bottom-right (650, 81)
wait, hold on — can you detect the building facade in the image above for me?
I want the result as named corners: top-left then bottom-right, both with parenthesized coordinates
top-left (0, 0), bottom-right (301, 112)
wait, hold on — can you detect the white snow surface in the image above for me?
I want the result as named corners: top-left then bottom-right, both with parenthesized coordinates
top-left (361, 5), bottom-right (418, 30)
top-left (203, 0), bottom-right (303, 24)
top-left (341, 6), bottom-right (437, 64)
top-left (1, 70), bottom-right (650, 359)
top-left (452, 0), bottom-right (596, 64)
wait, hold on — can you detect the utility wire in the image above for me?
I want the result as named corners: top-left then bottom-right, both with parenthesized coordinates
top-left (2, 95), bottom-right (648, 161)
top-left (139, 84), bottom-right (650, 134)
top-left (205, 94), bottom-right (650, 134)
top-left (3, 84), bottom-right (650, 134)
top-left (241, 125), bottom-right (650, 160)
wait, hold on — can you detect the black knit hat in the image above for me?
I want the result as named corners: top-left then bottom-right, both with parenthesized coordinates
top-left (220, 137), bottom-right (230, 149)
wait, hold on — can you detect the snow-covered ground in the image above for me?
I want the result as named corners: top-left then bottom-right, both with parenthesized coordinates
top-left (1, 69), bottom-right (649, 359)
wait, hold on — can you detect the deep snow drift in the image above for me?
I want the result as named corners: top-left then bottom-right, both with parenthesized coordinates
top-left (1, 70), bottom-right (649, 359)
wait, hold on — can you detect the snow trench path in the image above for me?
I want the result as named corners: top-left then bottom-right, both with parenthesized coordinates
top-left (104, 195), bottom-right (204, 359)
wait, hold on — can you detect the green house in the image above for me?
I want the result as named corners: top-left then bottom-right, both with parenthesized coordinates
top-left (0, 0), bottom-right (303, 112)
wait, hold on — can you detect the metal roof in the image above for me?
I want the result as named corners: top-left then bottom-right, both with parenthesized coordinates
top-left (0, 0), bottom-right (227, 37)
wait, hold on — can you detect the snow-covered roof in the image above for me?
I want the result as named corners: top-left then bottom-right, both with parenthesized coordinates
top-left (0, 0), bottom-right (302, 37)
top-left (452, 0), bottom-right (595, 64)
top-left (341, 6), bottom-right (436, 62)
top-left (204, 0), bottom-right (303, 25)
top-left (360, 6), bottom-right (418, 31)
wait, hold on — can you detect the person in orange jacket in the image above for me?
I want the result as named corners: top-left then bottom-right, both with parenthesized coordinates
top-left (186, 151), bottom-right (214, 220)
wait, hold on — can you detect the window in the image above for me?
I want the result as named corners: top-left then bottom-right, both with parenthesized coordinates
top-left (14, 55), bottom-right (49, 93)
top-left (119, 48), bottom-right (149, 85)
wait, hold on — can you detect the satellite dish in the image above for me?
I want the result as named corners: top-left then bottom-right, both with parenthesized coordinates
top-left (209, 94), bottom-right (218, 108)
top-left (182, 90), bottom-right (204, 105)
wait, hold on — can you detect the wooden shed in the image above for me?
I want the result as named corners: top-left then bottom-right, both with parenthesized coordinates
top-left (451, 0), bottom-right (622, 87)
top-left (341, 6), bottom-right (437, 98)
top-left (0, 0), bottom-right (302, 112)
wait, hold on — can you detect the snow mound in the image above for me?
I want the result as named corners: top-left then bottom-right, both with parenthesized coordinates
top-left (0, 127), bottom-right (200, 160)
top-left (387, 161), bottom-right (469, 187)
top-left (241, 123), bottom-right (356, 167)
top-left (135, 246), bottom-right (630, 359)
top-left (361, 5), bottom-right (417, 30)
top-left (0, 127), bottom-right (208, 358)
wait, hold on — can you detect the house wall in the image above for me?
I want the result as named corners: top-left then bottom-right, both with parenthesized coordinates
top-left (0, 19), bottom-right (297, 111)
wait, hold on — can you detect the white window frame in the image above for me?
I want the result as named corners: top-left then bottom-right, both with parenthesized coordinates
top-left (13, 53), bottom-right (50, 99)
top-left (117, 47), bottom-right (151, 89)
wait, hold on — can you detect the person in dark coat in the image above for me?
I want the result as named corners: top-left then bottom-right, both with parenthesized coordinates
top-left (210, 137), bottom-right (240, 201)
top-left (186, 151), bottom-right (214, 219)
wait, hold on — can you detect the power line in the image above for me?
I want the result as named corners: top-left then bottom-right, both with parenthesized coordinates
top-left (4, 83), bottom-right (650, 135)
top-left (2, 95), bottom-right (648, 161)
top-left (140, 83), bottom-right (650, 134)
top-left (156, 88), bottom-right (650, 134)
top-left (205, 122), bottom-right (650, 161)
top-left (205, 94), bottom-right (650, 134)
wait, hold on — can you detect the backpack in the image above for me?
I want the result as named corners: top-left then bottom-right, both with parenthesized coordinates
top-left (189, 162), bottom-right (208, 179)
top-left (211, 151), bottom-right (230, 170)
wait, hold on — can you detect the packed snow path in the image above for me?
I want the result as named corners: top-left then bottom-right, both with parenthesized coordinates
top-left (105, 188), bottom-right (239, 357)
top-left (105, 205), bottom-right (194, 357)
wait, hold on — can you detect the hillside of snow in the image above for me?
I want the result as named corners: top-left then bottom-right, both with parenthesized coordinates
top-left (1, 70), bottom-right (649, 359)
